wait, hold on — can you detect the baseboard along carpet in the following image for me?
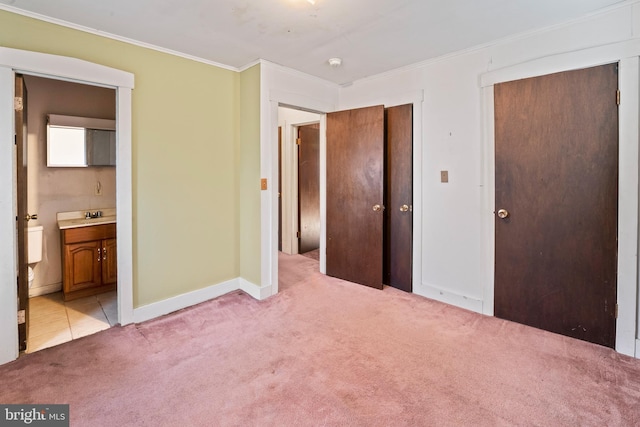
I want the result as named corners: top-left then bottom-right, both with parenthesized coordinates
top-left (1, 252), bottom-right (639, 426)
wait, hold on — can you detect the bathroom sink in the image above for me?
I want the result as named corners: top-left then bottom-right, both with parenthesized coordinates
top-left (56, 208), bottom-right (117, 230)
top-left (57, 216), bottom-right (116, 229)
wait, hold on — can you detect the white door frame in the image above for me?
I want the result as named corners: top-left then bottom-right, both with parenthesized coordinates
top-left (480, 40), bottom-right (640, 357)
top-left (266, 91), bottom-right (424, 296)
top-left (278, 108), bottom-right (322, 256)
top-left (0, 47), bottom-right (134, 365)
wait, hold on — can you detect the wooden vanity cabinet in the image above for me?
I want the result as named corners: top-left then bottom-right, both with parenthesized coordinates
top-left (61, 223), bottom-right (116, 301)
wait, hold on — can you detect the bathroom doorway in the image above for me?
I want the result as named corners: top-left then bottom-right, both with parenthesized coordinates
top-left (20, 75), bottom-right (118, 353)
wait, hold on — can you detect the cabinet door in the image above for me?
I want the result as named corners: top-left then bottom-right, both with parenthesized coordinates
top-left (65, 240), bottom-right (102, 293)
top-left (101, 238), bottom-right (117, 285)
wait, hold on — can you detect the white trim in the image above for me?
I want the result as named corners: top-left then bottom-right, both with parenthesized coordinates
top-left (239, 278), bottom-right (272, 300)
top-left (480, 39), bottom-right (640, 87)
top-left (0, 47), bottom-right (134, 365)
top-left (0, 5), bottom-right (237, 73)
top-left (480, 87), bottom-right (496, 316)
top-left (115, 86), bottom-right (134, 326)
top-left (616, 56), bottom-right (639, 356)
top-left (133, 278), bottom-right (241, 324)
top-left (0, 47), bottom-right (133, 89)
top-left (479, 42), bottom-right (639, 357)
top-left (0, 67), bottom-right (17, 365)
top-left (415, 282), bottom-right (484, 314)
top-left (278, 115), bottom-right (322, 256)
top-left (318, 114), bottom-right (327, 275)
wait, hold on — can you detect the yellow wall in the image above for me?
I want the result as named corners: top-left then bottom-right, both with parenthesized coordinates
top-left (0, 10), bottom-right (259, 306)
top-left (238, 65), bottom-right (261, 286)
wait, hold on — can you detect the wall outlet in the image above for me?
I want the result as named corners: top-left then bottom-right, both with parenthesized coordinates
top-left (440, 170), bottom-right (449, 183)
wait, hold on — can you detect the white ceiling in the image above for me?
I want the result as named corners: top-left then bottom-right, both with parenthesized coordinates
top-left (0, 0), bottom-right (629, 85)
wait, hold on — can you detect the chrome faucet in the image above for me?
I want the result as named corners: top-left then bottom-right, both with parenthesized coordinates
top-left (85, 211), bottom-right (103, 219)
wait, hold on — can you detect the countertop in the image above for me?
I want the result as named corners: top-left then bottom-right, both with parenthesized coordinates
top-left (57, 208), bottom-right (116, 230)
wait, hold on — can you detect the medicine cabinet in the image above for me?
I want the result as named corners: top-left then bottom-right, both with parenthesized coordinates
top-left (47, 114), bottom-right (116, 167)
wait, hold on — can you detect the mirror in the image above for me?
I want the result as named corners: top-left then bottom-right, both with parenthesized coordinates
top-left (47, 115), bottom-right (116, 167)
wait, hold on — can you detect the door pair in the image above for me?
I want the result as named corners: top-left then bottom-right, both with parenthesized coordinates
top-left (326, 104), bottom-right (413, 292)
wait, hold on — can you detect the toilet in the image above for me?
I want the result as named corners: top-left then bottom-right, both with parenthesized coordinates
top-left (27, 225), bottom-right (43, 288)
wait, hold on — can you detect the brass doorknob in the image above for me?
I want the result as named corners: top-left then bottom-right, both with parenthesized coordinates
top-left (497, 209), bottom-right (509, 219)
top-left (25, 213), bottom-right (38, 221)
top-left (372, 204), bottom-right (383, 212)
top-left (400, 204), bottom-right (409, 212)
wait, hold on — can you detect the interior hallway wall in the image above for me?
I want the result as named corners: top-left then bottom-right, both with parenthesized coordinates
top-left (24, 75), bottom-right (116, 296)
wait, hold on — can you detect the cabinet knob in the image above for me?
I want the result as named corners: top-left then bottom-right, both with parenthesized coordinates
top-left (97, 248), bottom-right (102, 262)
top-left (102, 247), bottom-right (107, 260)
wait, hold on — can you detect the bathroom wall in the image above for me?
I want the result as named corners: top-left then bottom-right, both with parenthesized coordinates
top-left (24, 75), bottom-right (116, 296)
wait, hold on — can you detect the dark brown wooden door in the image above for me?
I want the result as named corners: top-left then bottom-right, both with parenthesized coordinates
top-left (15, 74), bottom-right (28, 352)
top-left (298, 124), bottom-right (320, 254)
top-left (327, 105), bottom-right (384, 289)
top-left (494, 64), bottom-right (619, 348)
top-left (384, 104), bottom-right (413, 292)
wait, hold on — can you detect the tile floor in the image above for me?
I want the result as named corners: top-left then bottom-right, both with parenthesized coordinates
top-left (26, 291), bottom-right (117, 354)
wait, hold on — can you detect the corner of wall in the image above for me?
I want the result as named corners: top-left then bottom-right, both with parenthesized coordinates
top-left (238, 63), bottom-right (262, 286)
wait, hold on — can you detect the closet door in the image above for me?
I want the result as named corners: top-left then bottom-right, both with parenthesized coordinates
top-left (384, 104), bottom-right (413, 292)
top-left (326, 105), bottom-right (385, 289)
top-left (494, 64), bottom-right (618, 348)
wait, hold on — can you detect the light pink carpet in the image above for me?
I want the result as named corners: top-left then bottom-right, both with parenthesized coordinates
top-left (1, 253), bottom-right (639, 426)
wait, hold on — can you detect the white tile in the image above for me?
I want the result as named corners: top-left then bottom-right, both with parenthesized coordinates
top-left (64, 295), bottom-right (99, 308)
top-left (26, 329), bottom-right (72, 353)
top-left (28, 316), bottom-right (70, 339)
top-left (26, 291), bottom-right (117, 353)
top-left (69, 317), bottom-right (110, 339)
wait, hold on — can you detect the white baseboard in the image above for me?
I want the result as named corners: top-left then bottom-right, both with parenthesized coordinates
top-left (133, 278), bottom-right (240, 323)
top-left (414, 282), bottom-right (483, 314)
top-left (635, 340), bottom-right (640, 358)
top-left (239, 278), bottom-right (272, 300)
top-left (132, 277), bottom-right (272, 324)
top-left (28, 282), bottom-right (62, 298)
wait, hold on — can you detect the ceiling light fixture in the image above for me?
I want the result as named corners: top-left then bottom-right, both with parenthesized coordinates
top-left (307, 0), bottom-right (316, 4)
top-left (328, 57), bottom-right (342, 67)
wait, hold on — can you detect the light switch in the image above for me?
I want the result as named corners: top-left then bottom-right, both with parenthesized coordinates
top-left (440, 171), bottom-right (449, 183)
top-left (261, 178), bottom-right (268, 190)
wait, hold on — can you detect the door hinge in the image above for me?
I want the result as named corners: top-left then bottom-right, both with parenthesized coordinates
top-left (296, 231), bottom-right (300, 238)
top-left (616, 90), bottom-right (620, 106)
top-left (17, 310), bottom-right (25, 325)
top-left (615, 304), bottom-right (619, 319)
top-left (14, 97), bottom-right (23, 111)
top-left (296, 138), bottom-right (301, 146)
